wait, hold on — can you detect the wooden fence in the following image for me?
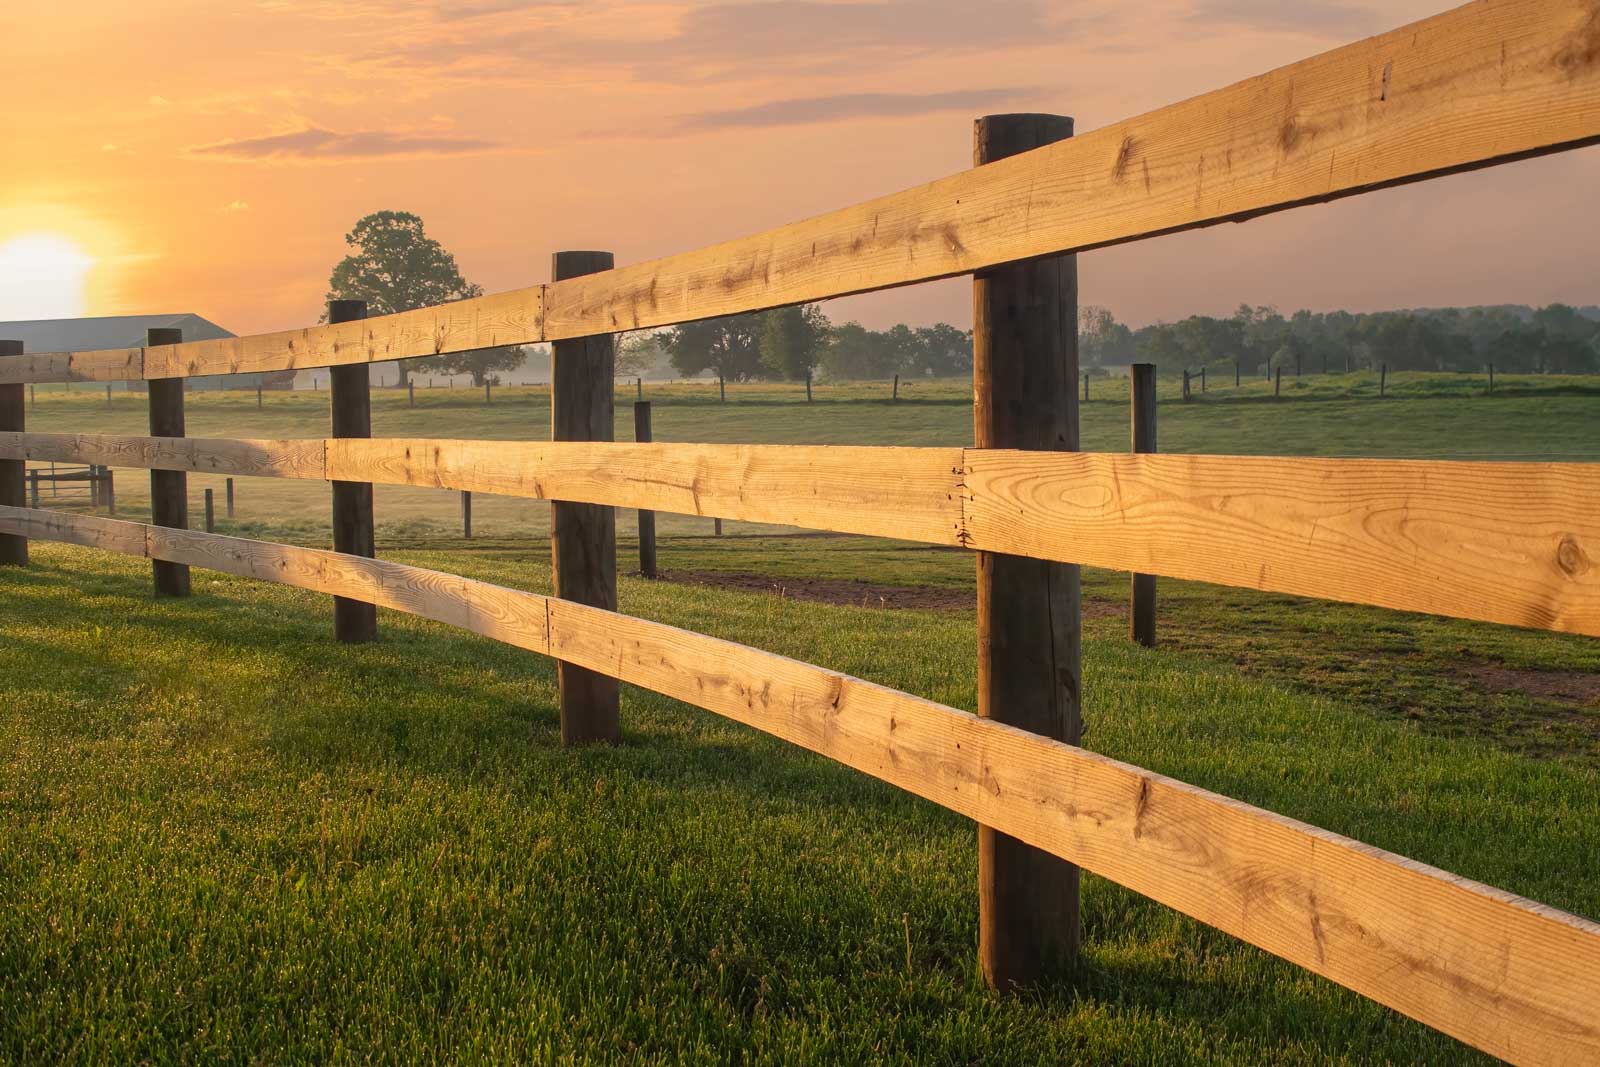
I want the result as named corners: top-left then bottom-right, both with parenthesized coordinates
top-left (2, 0), bottom-right (1599, 1061)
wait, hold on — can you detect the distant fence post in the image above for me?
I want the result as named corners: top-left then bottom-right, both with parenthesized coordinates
top-left (1130, 363), bottom-right (1157, 648)
top-left (634, 401), bottom-right (657, 579)
top-left (0, 340), bottom-right (25, 567)
top-left (328, 300), bottom-right (376, 643)
top-left (552, 250), bottom-right (620, 746)
top-left (29, 470), bottom-right (39, 508)
top-left (1200, 366), bottom-right (1206, 393)
top-left (1274, 366), bottom-right (1282, 398)
top-left (104, 469), bottom-right (115, 515)
top-left (1083, 372), bottom-right (1089, 402)
top-left (147, 327), bottom-right (190, 597)
top-left (225, 477), bottom-right (235, 518)
top-left (719, 375), bottom-right (726, 403)
top-left (636, 377), bottom-right (643, 400)
top-left (1488, 362), bottom-right (1494, 395)
top-left (257, 382), bottom-right (263, 408)
top-left (714, 517), bottom-right (722, 537)
top-left (1380, 363), bottom-right (1387, 397)
top-left (1234, 360), bottom-right (1240, 387)
top-left (892, 374), bottom-right (900, 403)
top-left (485, 380), bottom-right (492, 404)
top-left (461, 490), bottom-right (472, 540)
top-left (1182, 368), bottom-right (1191, 401)
top-left (106, 383), bottom-right (112, 407)
top-left (409, 380), bottom-right (415, 407)
top-left (806, 370), bottom-right (813, 403)
top-left (972, 112), bottom-right (1081, 991)
top-left (204, 488), bottom-right (215, 532)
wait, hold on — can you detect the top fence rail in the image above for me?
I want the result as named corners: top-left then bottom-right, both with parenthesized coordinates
top-left (2, 0), bottom-right (1598, 386)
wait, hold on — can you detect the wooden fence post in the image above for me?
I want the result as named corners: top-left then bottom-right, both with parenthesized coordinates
top-left (29, 384), bottom-right (35, 411)
top-left (485, 380), bottom-right (492, 404)
top-left (29, 470), bottom-right (39, 508)
top-left (714, 517), bottom-right (722, 537)
top-left (636, 377), bottom-right (643, 400)
top-left (552, 250), bottom-right (620, 745)
top-left (147, 327), bottom-right (190, 597)
top-left (204, 488), bottom-right (215, 532)
top-left (634, 400), bottom-right (657, 579)
top-left (106, 383), bottom-right (112, 407)
top-left (104, 469), bottom-right (115, 515)
top-left (1380, 363), bottom-right (1387, 397)
top-left (461, 490), bottom-right (472, 540)
top-left (1488, 362), bottom-right (1495, 395)
top-left (225, 477), bottom-right (235, 518)
top-left (1130, 363), bottom-right (1157, 648)
top-left (409, 380), bottom-right (415, 407)
top-left (328, 300), bottom-right (376, 643)
top-left (257, 382), bottom-right (263, 408)
top-left (1234, 360), bottom-right (1240, 388)
top-left (805, 370), bottom-right (813, 403)
top-left (1274, 366), bottom-right (1282, 398)
top-left (972, 112), bottom-right (1081, 991)
top-left (1199, 366), bottom-right (1206, 392)
top-left (1181, 368), bottom-right (1191, 401)
top-left (719, 375), bottom-right (726, 403)
top-left (0, 340), bottom-right (25, 567)
top-left (1083, 373), bottom-right (1089, 402)
top-left (892, 374), bottom-right (900, 402)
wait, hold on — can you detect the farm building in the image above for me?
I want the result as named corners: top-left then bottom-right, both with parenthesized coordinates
top-left (0, 312), bottom-right (293, 390)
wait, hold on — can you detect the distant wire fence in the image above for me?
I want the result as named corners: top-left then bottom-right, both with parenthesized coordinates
top-left (2, 1), bottom-right (1600, 1063)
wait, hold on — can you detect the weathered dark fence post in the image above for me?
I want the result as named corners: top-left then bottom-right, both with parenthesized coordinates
top-left (892, 374), bottom-right (899, 403)
top-left (1181, 368), bottom-right (1191, 402)
top-left (1380, 363), bottom-right (1388, 397)
top-left (805, 370), bottom-right (813, 403)
top-left (972, 112), bottom-right (1081, 991)
top-left (28, 384), bottom-right (35, 411)
top-left (1274, 366), bottom-right (1282, 398)
top-left (204, 488), bottom-right (215, 532)
top-left (106, 383), bottom-right (112, 407)
top-left (409, 380), bottom-right (415, 407)
top-left (713, 517), bottom-right (722, 537)
top-left (104, 470), bottom-right (115, 515)
top-left (1199, 366), bottom-right (1206, 392)
top-left (634, 400), bottom-right (657, 579)
top-left (719, 375), bottom-right (726, 403)
top-left (30, 470), bottom-right (40, 508)
top-left (1130, 363), bottom-right (1157, 648)
top-left (147, 327), bottom-right (190, 597)
top-left (552, 250), bottom-right (620, 746)
top-left (485, 380), bottom-right (492, 405)
top-left (1083, 373), bottom-right (1089, 402)
top-left (225, 477), bottom-right (235, 518)
top-left (1488, 363), bottom-right (1495, 395)
top-left (461, 490), bottom-right (472, 540)
top-left (0, 340), bottom-right (25, 566)
top-left (1235, 360), bottom-right (1240, 388)
top-left (328, 300), bottom-right (376, 643)
top-left (636, 377), bottom-right (643, 400)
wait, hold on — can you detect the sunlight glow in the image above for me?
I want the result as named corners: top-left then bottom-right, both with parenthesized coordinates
top-left (0, 234), bottom-right (95, 320)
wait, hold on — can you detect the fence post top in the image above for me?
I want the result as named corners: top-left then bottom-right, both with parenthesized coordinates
top-left (146, 327), bottom-right (182, 346)
top-left (974, 114), bottom-right (1074, 164)
top-left (327, 299), bottom-right (368, 323)
top-left (552, 250), bottom-right (615, 280)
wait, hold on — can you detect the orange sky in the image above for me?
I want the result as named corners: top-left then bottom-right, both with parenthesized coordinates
top-left (2, 0), bottom-right (1597, 335)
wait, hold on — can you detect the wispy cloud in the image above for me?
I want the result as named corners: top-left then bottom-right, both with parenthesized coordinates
top-left (186, 125), bottom-right (500, 162)
top-left (1187, 0), bottom-right (1382, 35)
top-left (220, 200), bottom-right (250, 213)
top-left (678, 87), bottom-right (1037, 132)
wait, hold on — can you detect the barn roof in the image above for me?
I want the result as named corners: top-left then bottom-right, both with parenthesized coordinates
top-left (0, 312), bottom-right (235, 352)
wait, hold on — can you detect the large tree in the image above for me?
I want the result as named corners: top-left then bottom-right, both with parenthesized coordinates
top-left (324, 210), bottom-right (503, 387)
top-left (665, 313), bottom-right (765, 382)
top-left (759, 305), bottom-right (829, 381)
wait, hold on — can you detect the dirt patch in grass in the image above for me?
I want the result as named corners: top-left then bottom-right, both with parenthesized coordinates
top-left (1463, 664), bottom-right (1600, 706)
top-left (658, 569), bottom-right (1123, 617)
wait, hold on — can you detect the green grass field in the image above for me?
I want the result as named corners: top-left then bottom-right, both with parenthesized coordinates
top-left (3, 371), bottom-right (1598, 1063)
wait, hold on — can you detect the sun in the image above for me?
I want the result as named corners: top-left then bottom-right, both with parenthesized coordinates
top-left (0, 234), bottom-right (95, 320)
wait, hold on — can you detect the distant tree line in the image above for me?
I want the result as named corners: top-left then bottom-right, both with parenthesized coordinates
top-left (648, 306), bottom-right (973, 383)
top-left (1082, 303), bottom-right (1600, 376)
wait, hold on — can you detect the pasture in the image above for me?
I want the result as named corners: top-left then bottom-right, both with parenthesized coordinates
top-left (3, 371), bottom-right (1598, 1063)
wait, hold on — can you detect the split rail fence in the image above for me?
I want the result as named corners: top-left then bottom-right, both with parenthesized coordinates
top-left (3, 1), bottom-right (1600, 1062)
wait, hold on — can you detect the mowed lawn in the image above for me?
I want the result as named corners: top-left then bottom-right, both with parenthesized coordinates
top-left (2, 372), bottom-right (1598, 1063)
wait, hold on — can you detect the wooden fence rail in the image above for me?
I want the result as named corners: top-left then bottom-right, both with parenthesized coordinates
top-left (2, 0), bottom-right (1599, 1061)
top-left (2, 505), bottom-right (1598, 1066)
top-left (3, 433), bottom-right (1596, 637)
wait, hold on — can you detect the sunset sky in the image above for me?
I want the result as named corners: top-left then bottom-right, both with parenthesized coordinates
top-left (2, 0), bottom-right (1597, 336)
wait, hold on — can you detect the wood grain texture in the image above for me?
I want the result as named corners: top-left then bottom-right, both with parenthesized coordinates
top-left (1, 1), bottom-right (1595, 383)
top-left (962, 451), bottom-right (1600, 637)
top-left (328, 299), bottom-right (377, 645)
top-left (0, 433), bottom-right (325, 480)
top-left (141, 287), bottom-right (543, 381)
top-left (147, 329), bottom-right (189, 599)
top-left (6, 431), bottom-right (1599, 637)
top-left (0, 341), bottom-right (23, 566)
top-left (541, 0), bottom-right (1600, 338)
top-left (4, 505), bottom-right (1598, 1064)
top-left (0, 348), bottom-right (141, 385)
top-left (323, 439), bottom-right (965, 547)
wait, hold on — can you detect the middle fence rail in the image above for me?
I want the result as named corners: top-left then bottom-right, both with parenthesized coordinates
top-left (2, 433), bottom-right (1596, 637)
